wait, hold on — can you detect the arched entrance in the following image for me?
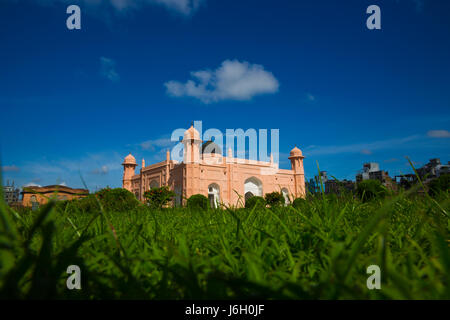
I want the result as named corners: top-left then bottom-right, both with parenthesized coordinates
top-left (31, 195), bottom-right (39, 211)
top-left (149, 180), bottom-right (159, 189)
top-left (244, 177), bottom-right (262, 205)
top-left (208, 183), bottom-right (220, 208)
top-left (281, 188), bottom-right (290, 206)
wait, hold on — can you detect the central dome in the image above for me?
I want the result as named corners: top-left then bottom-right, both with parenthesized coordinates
top-left (202, 140), bottom-right (222, 154)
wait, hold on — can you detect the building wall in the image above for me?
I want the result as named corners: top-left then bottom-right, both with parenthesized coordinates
top-left (123, 153), bottom-right (305, 207)
top-left (22, 186), bottom-right (89, 207)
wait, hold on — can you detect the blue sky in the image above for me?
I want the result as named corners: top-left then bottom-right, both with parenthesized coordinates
top-left (0, 0), bottom-right (449, 191)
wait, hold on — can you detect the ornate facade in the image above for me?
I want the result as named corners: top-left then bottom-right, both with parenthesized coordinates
top-left (122, 125), bottom-right (305, 207)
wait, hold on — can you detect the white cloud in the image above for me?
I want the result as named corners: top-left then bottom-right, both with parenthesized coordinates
top-left (91, 165), bottom-right (109, 175)
top-left (100, 57), bottom-right (120, 82)
top-left (304, 135), bottom-right (421, 156)
top-left (153, 0), bottom-right (204, 15)
top-left (427, 130), bottom-right (450, 138)
top-left (99, 0), bottom-right (204, 15)
top-left (394, 0), bottom-right (425, 13)
top-left (23, 152), bottom-right (123, 180)
top-left (15, 152), bottom-right (124, 190)
top-left (140, 138), bottom-right (175, 151)
top-left (30, 0), bottom-right (204, 16)
top-left (165, 60), bottom-right (279, 104)
top-left (360, 149), bottom-right (372, 155)
top-left (23, 182), bottom-right (42, 188)
top-left (306, 93), bottom-right (316, 102)
top-left (412, 0), bottom-right (424, 12)
top-left (1, 165), bottom-right (19, 172)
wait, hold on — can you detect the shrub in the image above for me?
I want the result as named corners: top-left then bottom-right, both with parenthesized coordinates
top-left (292, 197), bottom-right (307, 209)
top-left (356, 180), bottom-right (387, 202)
top-left (245, 196), bottom-right (266, 209)
top-left (187, 194), bottom-right (208, 210)
top-left (56, 195), bottom-right (99, 214)
top-left (428, 174), bottom-right (450, 197)
top-left (95, 187), bottom-right (140, 212)
top-left (264, 192), bottom-right (285, 207)
top-left (144, 186), bottom-right (176, 209)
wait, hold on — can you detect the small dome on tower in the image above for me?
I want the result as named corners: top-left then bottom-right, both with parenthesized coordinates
top-left (123, 153), bottom-right (137, 165)
top-left (183, 124), bottom-right (201, 141)
top-left (289, 146), bottom-right (303, 157)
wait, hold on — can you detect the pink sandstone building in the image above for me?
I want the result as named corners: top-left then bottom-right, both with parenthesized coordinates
top-left (122, 125), bottom-right (305, 207)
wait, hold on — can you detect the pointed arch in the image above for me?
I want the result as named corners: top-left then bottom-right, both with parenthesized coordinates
top-left (244, 177), bottom-right (263, 198)
top-left (281, 188), bottom-right (291, 206)
top-left (149, 180), bottom-right (159, 189)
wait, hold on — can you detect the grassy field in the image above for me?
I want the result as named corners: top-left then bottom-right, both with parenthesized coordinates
top-left (0, 188), bottom-right (449, 299)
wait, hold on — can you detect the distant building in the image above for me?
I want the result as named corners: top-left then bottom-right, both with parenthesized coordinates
top-left (21, 185), bottom-right (89, 209)
top-left (356, 163), bottom-right (380, 183)
top-left (356, 162), bottom-right (395, 189)
top-left (306, 178), bottom-right (318, 194)
top-left (325, 179), bottom-right (355, 194)
top-left (315, 171), bottom-right (328, 184)
top-left (415, 158), bottom-right (450, 181)
top-left (311, 171), bottom-right (328, 193)
top-left (416, 158), bottom-right (441, 180)
top-left (394, 174), bottom-right (417, 190)
top-left (3, 180), bottom-right (20, 205)
top-left (394, 159), bottom-right (448, 190)
top-left (437, 162), bottom-right (450, 177)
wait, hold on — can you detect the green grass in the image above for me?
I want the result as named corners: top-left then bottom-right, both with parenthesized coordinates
top-left (0, 189), bottom-right (449, 299)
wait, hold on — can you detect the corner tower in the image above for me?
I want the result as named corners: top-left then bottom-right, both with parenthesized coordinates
top-left (122, 153), bottom-right (137, 192)
top-left (289, 146), bottom-right (306, 198)
top-left (182, 124), bottom-right (202, 203)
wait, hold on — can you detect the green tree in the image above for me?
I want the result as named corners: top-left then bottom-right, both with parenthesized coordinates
top-left (245, 196), bottom-right (266, 209)
top-left (95, 187), bottom-right (140, 212)
top-left (143, 186), bottom-right (176, 209)
top-left (292, 197), bottom-right (307, 209)
top-left (187, 194), bottom-right (208, 210)
top-left (356, 180), bottom-right (387, 202)
top-left (428, 174), bottom-right (450, 197)
top-left (264, 192), bottom-right (285, 208)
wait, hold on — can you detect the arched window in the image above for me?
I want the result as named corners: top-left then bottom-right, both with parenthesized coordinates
top-left (245, 177), bottom-right (262, 196)
top-left (30, 195), bottom-right (39, 211)
top-left (150, 180), bottom-right (159, 189)
top-left (281, 188), bottom-right (290, 206)
top-left (244, 177), bottom-right (263, 205)
top-left (208, 183), bottom-right (220, 209)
